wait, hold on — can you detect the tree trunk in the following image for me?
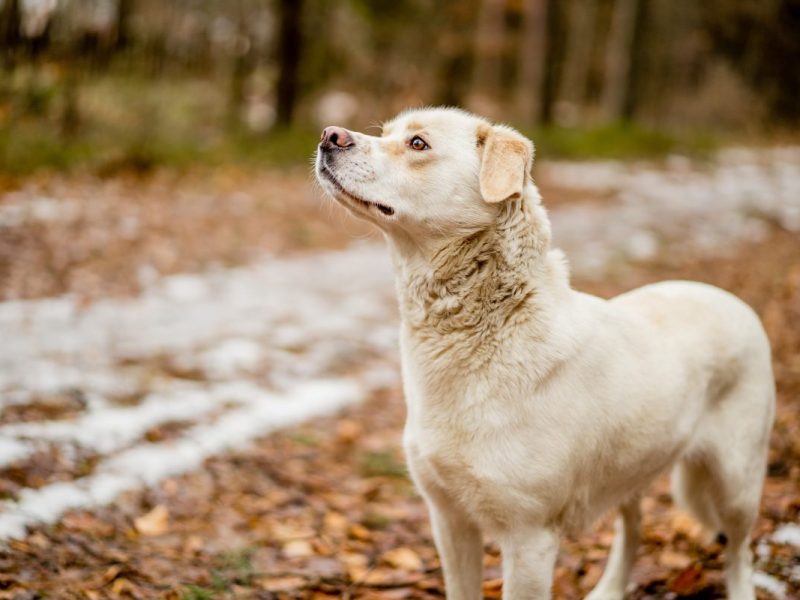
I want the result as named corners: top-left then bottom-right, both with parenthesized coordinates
top-left (115, 0), bottom-right (134, 51)
top-left (516, 0), bottom-right (549, 124)
top-left (600, 0), bottom-right (639, 121)
top-left (0, 0), bottom-right (21, 69)
top-left (275, 0), bottom-right (303, 127)
top-left (472, 0), bottom-right (507, 100)
top-left (540, 0), bottom-right (566, 124)
top-left (435, 3), bottom-right (477, 107)
top-left (556, 0), bottom-right (598, 121)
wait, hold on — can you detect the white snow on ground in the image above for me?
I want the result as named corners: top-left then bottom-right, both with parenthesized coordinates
top-left (771, 523), bottom-right (800, 548)
top-left (754, 572), bottom-right (789, 600)
top-left (0, 243), bottom-right (398, 539)
top-left (0, 196), bottom-right (80, 227)
top-left (0, 379), bottom-right (360, 539)
top-left (1, 147), bottom-right (800, 544)
top-left (545, 147), bottom-right (800, 278)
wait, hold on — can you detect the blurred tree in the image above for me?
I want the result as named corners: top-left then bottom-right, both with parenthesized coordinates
top-left (600, 0), bottom-right (638, 121)
top-left (703, 0), bottom-right (800, 124)
top-left (556, 0), bottom-right (598, 121)
top-left (0, 0), bottom-right (22, 68)
top-left (435, 1), bottom-right (478, 107)
top-left (115, 0), bottom-right (133, 50)
top-left (516, 0), bottom-right (549, 124)
top-left (473, 0), bottom-right (507, 104)
top-left (275, 0), bottom-right (303, 126)
top-left (228, 1), bottom-right (256, 130)
top-left (540, 0), bottom-right (566, 124)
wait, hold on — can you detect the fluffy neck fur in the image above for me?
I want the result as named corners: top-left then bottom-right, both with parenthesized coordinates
top-left (389, 190), bottom-right (569, 374)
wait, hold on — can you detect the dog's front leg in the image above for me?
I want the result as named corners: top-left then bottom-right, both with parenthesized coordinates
top-left (585, 495), bottom-right (641, 600)
top-left (427, 498), bottom-right (483, 600)
top-left (500, 526), bottom-right (560, 599)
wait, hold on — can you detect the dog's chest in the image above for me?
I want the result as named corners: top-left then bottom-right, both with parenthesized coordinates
top-left (405, 402), bottom-right (565, 529)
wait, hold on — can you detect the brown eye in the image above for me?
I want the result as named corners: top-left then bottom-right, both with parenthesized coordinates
top-left (409, 136), bottom-right (429, 151)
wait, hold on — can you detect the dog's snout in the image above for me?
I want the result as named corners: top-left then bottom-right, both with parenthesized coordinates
top-left (320, 126), bottom-right (354, 150)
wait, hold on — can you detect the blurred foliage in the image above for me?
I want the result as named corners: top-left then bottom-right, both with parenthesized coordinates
top-left (0, 0), bottom-right (798, 174)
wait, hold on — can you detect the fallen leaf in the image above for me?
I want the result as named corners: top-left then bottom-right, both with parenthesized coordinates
top-left (341, 552), bottom-right (369, 581)
top-left (669, 564), bottom-right (704, 595)
top-left (670, 510), bottom-right (705, 541)
top-left (323, 511), bottom-right (349, 536)
top-left (283, 539), bottom-right (314, 558)
top-left (659, 549), bottom-right (692, 570)
top-left (482, 578), bottom-right (503, 596)
top-left (348, 523), bottom-right (372, 541)
top-left (336, 419), bottom-right (362, 443)
top-left (133, 505), bottom-right (169, 536)
top-left (259, 575), bottom-right (306, 592)
top-left (381, 547), bottom-right (422, 571)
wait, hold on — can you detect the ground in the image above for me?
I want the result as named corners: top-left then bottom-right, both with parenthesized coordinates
top-left (0, 149), bottom-right (798, 599)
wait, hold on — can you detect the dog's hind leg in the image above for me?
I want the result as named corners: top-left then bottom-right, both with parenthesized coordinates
top-left (673, 449), bottom-right (761, 600)
top-left (584, 495), bottom-right (641, 600)
top-left (672, 377), bottom-right (773, 600)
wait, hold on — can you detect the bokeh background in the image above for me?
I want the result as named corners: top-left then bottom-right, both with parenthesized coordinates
top-left (1, 0), bottom-right (800, 172)
top-left (0, 2), bottom-right (799, 600)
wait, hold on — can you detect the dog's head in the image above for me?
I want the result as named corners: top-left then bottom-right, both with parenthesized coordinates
top-left (315, 107), bottom-right (538, 247)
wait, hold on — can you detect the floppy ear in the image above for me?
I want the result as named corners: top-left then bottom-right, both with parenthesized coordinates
top-left (478, 125), bottom-right (534, 204)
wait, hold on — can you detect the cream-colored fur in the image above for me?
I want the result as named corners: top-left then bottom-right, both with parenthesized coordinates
top-left (315, 107), bottom-right (775, 600)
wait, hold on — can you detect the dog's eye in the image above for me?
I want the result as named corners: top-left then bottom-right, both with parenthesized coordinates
top-left (409, 136), bottom-right (429, 151)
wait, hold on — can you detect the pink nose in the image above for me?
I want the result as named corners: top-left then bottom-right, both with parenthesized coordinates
top-left (320, 126), bottom-right (354, 149)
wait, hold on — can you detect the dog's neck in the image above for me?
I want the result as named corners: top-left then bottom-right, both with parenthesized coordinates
top-left (388, 195), bottom-right (568, 367)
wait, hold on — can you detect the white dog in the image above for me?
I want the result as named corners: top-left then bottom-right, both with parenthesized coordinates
top-left (314, 107), bottom-right (774, 600)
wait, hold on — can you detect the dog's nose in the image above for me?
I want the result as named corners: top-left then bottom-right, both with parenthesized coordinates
top-left (320, 126), bottom-right (354, 150)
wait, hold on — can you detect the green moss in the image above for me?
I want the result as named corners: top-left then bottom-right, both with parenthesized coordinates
top-left (527, 123), bottom-right (720, 161)
top-left (361, 450), bottom-right (407, 479)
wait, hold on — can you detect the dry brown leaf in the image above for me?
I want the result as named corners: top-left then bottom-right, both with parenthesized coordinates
top-left (348, 523), bottom-right (372, 541)
top-left (133, 504), bottom-right (169, 536)
top-left (659, 549), bottom-right (693, 570)
top-left (323, 511), bottom-right (349, 535)
top-left (381, 547), bottom-right (422, 571)
top-left (669, 564), bottom-right (705, 595)
top-left (259, 575), bottom-right (306, 592)
top-left (341, 551), bottom-right (369, 581)
top-left (482, 577), bottom-right (503, 593)
top-left (283, 539), bottom-right (314, 558)
top-left (336, 419), bottom-right (362, 443)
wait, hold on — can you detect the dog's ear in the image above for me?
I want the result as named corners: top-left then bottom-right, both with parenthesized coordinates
top-left (478, 124), bottom-right (534, 204)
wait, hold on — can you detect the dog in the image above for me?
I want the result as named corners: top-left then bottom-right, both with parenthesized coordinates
top-left (314, 107), bottom-right (775, 600)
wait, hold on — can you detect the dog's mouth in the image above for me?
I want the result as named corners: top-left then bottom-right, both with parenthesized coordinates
top-left (318, 164), bottom-right (395, 217)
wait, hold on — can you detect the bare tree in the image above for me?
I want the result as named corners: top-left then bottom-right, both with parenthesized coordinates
top-left (0, 0), bottom-right (22, 68)
top-left (435, 3), bottom-right (477, 107)
top-left (516, 0), bottom-right (549, 124)
top-left (472, 0), bottom-right (507, 102)
top-left (275, 0), bottom-right (303, 126)
top-left (600, 0), bottom-right (639, 121)
top-left (540, 0), bottom-right (567, 124)
top-left (556, 0), bottom-right (598, 119)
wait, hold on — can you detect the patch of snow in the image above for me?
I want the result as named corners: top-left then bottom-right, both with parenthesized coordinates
top-left (0, 196), bottom-right (79, 227)
top-left (754, 571), bottom-right (788, 599)
top-left (201, 338), bottom-right (265, 379)
top-left (771, 523), bottom-right (800, 548)
top-left (546, 146), bottom-right (800, 277)
top-left (0, 438), bottom-right (31, 468)
top-left (1, 384), bottom-right (243, 454)
top-left (0, 378), bottom-right (361, 540)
